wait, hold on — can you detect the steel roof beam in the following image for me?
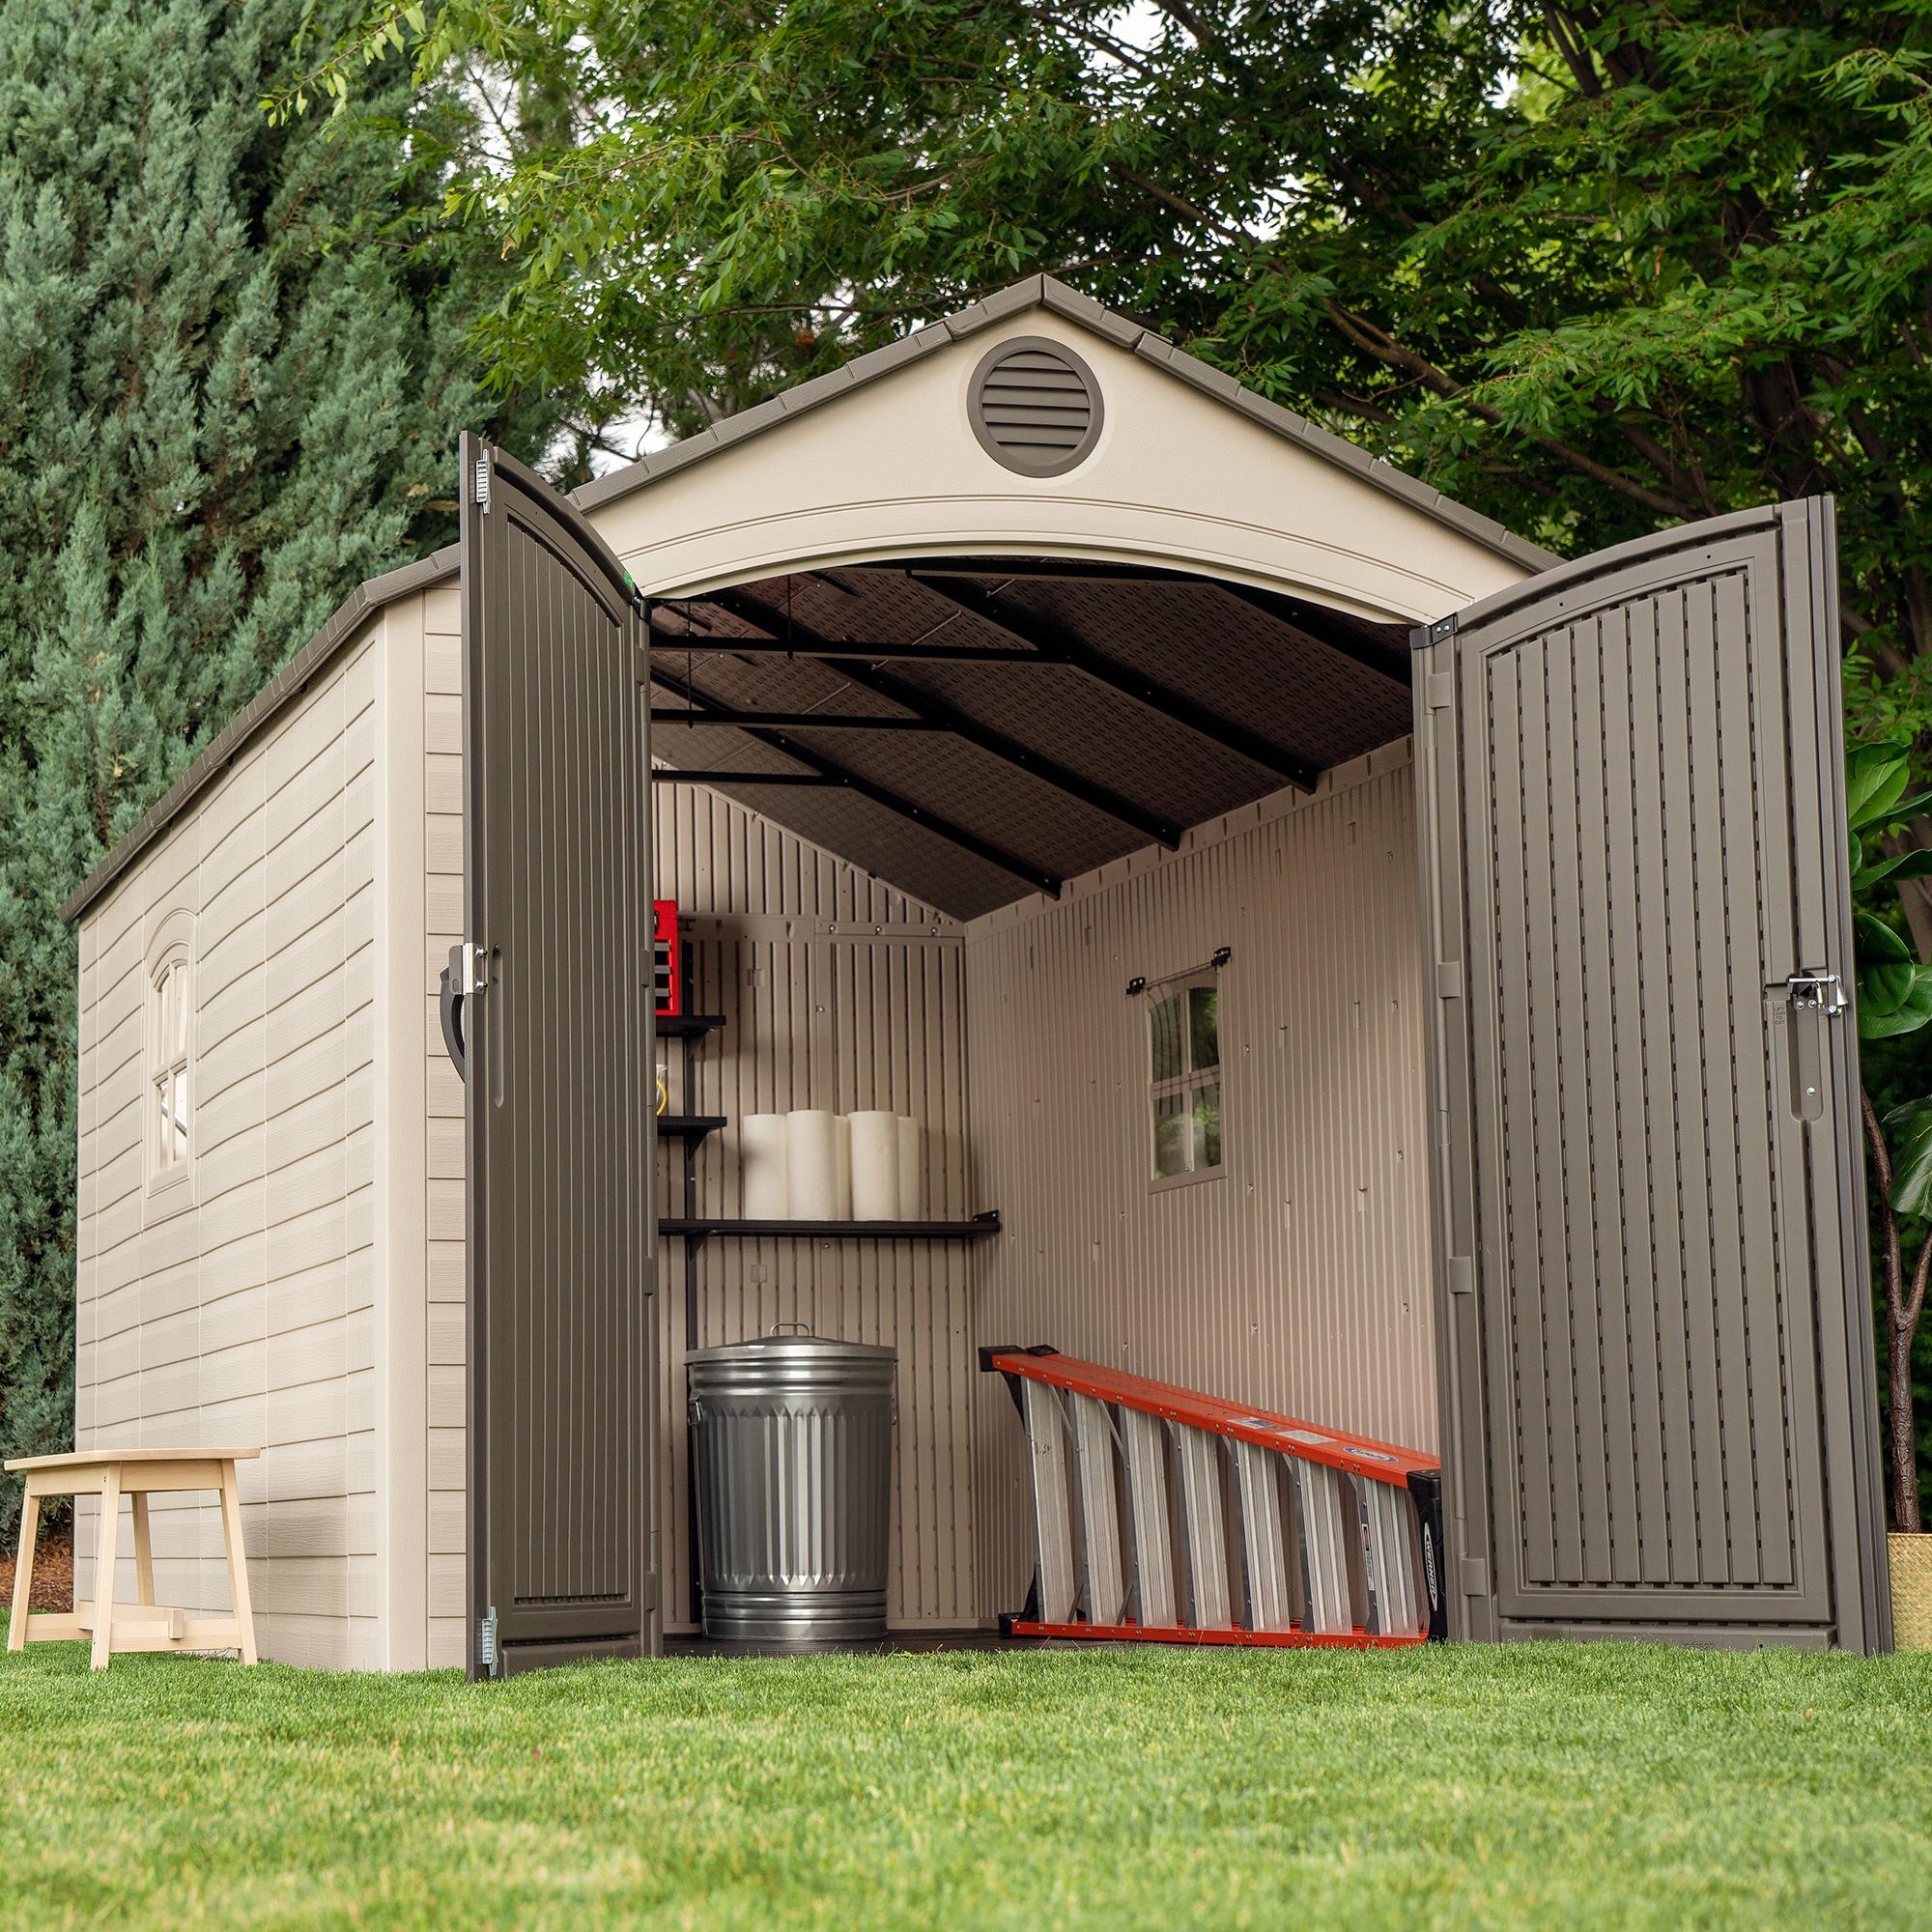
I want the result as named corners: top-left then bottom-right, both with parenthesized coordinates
top-left (650, 629), bottom-right (1046, 665)
top-left (651, 770), bottom-right (849, 786)
top-left (648, 661), bottom-right (1063, 898)
top-left (651, 708), bottom-right (945, 733)
top-left (907, 575), bottom-right (1319, 792)
top-left (1207, 582), bottom-right (1410, 689)
top-left (704, 586), bottom-right (1186, 850)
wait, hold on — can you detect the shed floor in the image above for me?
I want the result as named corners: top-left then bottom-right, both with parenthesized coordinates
top-left (665, 1629), bottom-right (1058, 1659)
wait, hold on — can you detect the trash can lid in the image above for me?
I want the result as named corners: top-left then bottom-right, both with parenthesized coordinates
top-left (685, 1321), bottom-right (896, 1366)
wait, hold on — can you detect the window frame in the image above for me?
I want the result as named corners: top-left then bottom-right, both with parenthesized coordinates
top-left (143, 909), bottom-right (197, 1215)
top-left (1144, 970), bottom-right (1226, 1193)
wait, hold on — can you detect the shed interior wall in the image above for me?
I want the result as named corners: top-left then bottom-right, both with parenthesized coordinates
top-left (964, 743), bottom-right (1435, 1623)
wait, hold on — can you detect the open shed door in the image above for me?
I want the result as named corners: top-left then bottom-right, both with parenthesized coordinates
top-left (460, 436), bottom-right (657, 1678)
top-left (1416, 499), bottom-right (1889, 1651)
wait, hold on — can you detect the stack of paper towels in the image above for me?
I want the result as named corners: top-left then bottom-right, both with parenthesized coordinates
top-left (740, 1110), bottom-right (924, 1221)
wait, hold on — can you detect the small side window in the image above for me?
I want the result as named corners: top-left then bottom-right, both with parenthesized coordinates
top-left (1148, 975), bottom-right (1223, 1187)
top-left (145, 914), bottom-right (195, 1205)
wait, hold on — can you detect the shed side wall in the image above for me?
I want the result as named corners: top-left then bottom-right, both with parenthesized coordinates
top-left (73, 631), bottom-right (384, 1668)
top-left (964, 742), bottom-right (1435, 1622)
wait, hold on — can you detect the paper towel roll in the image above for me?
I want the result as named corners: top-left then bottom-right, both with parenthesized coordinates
top-left (848, 1111), bottom-right (900, 1221)
top-left (834, 1113), bottom-right (853, 1221)
top-left (896, 1116), bottom-right (923, 1221)
top-left (741, 1114), bottom-right (789, 1220)
top-left (786, 1110), bottom-right (839, 1220)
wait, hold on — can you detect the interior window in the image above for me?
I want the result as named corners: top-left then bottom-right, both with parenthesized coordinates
top-left (1148, 977), bottom-right (1223, 1183)
top-left (151, 951), bottom-right (191, 1176)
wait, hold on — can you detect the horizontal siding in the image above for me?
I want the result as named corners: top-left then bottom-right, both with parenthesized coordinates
top-left (965, 743), bottom-right (1435, 1624)
top-left (72, 636), bottom-right (384, 1669)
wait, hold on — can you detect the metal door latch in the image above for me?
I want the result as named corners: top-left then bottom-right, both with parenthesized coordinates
top-left (1784, 972), bottom-right (1846, 1016)
top-left (461, 942), bottom-right (491, 997)
top-left (478, 1607), bottom-right (498, 1675)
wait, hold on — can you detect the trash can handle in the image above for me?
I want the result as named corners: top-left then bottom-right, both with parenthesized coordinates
top-left (768, 1321), bottom-right (813, 1336)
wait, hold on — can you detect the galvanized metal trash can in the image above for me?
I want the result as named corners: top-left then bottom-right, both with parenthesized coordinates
top-left (687, 1324), bottom-right (895, 1646)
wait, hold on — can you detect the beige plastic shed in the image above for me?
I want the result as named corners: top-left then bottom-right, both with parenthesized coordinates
top-left (60, 276), bottom-right (1889, 1671)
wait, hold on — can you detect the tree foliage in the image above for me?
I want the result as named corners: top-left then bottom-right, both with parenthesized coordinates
top-left (0, 0), bottom-right (563, 1533)
top-left (287, 1), bottom-right (1932, 678)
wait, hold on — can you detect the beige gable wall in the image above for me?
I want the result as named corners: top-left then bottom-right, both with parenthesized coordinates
top-left (583, 312), bottom-right (1527, 623)
top-left (964, 743), bottom-right (1435, 1622)
top-left (73, 630), bottom-right (387, 1669)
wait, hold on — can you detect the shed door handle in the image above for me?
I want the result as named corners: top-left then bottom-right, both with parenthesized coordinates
top-left (440, 944), bottom-right (467, 1082)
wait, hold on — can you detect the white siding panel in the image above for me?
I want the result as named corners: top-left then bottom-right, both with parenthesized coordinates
top-left (71, 634), bottom-right (387, 1669)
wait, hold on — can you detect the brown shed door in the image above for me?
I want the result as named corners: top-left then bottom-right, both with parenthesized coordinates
top-left (1417, 500), bottom-right (1889, 1650)
top-left (461, 436), bottom-right (657, 1678)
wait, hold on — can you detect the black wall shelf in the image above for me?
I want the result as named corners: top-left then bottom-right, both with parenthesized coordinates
top-left (661, 1211), bottom-right (1003, 1243)
top-left (657, 1012), bottom-right (727, 1039)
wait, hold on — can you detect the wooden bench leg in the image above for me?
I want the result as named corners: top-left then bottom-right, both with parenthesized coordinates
top-left (130, 1492), bottom-right (155, 1607)
top-left (217, 1463), bottom-right (257, 1665)
top-left (8, 1492), bottom-right (39, 1653)
top-left (91, 1470), bottom-right (121, 1671)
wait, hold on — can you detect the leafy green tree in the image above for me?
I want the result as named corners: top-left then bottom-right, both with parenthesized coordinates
top-left (287, 1), bottom-right (1932, 691)
top-left (0, 0), bottom-right (563, 1536)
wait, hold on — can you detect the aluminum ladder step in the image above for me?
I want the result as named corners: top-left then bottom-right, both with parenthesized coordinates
top-left (984, 1346), bottom-right (1443, 1648)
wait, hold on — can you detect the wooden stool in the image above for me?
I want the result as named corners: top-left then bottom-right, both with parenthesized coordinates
top-left (5, 1449), bottom-right (259, 1669)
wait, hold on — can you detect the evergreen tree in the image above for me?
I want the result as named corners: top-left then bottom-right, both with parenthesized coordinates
top-left (0, 0), bottom-right (562, 1533)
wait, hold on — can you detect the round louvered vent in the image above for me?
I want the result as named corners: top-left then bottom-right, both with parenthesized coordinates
top-left (968, 336), bottom-right (1104, 477)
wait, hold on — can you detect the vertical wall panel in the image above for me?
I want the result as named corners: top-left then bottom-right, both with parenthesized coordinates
top-left (654, 784), bottom-right (976, 1633)
top-left (420, 582), bottom-right (469, 1668)
top-left (965, 744), bottom-right (1435, 1625)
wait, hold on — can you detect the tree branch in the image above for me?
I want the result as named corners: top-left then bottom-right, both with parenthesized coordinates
top-left (1321, 298), bottom-right (1701, 518)
top-left (1113, 164), bottom-right (1257, 243)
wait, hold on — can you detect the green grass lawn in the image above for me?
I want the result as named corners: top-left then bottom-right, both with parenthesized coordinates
top-left (2, 1618), bottom-right (1929, 1930)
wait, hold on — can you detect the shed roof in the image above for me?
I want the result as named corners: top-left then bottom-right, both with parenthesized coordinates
top-left (643, 557), bottom-right (1413, 918)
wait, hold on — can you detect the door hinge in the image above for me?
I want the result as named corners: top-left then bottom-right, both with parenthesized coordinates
top-left (473, 457), bottom-right (492, 511)
top-left (1784, 971), bottom-right (1846, 1016)
top-left (477, 1606), bottom-right (499, 1675)
top-left (1426, 671), bottom-right (1454, 711)
top-left (461, 942), bottom-right (491, 997)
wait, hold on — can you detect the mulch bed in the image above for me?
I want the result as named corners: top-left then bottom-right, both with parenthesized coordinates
top-left (26, 1521), bottom-right (72, 1613)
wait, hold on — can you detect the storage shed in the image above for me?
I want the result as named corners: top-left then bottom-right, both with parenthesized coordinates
top-left (60, 276), bottom-right (1890, 1670)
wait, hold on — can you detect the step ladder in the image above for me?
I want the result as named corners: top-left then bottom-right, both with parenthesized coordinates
top-left (981, 1347), bottom-right (1444, 1648)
